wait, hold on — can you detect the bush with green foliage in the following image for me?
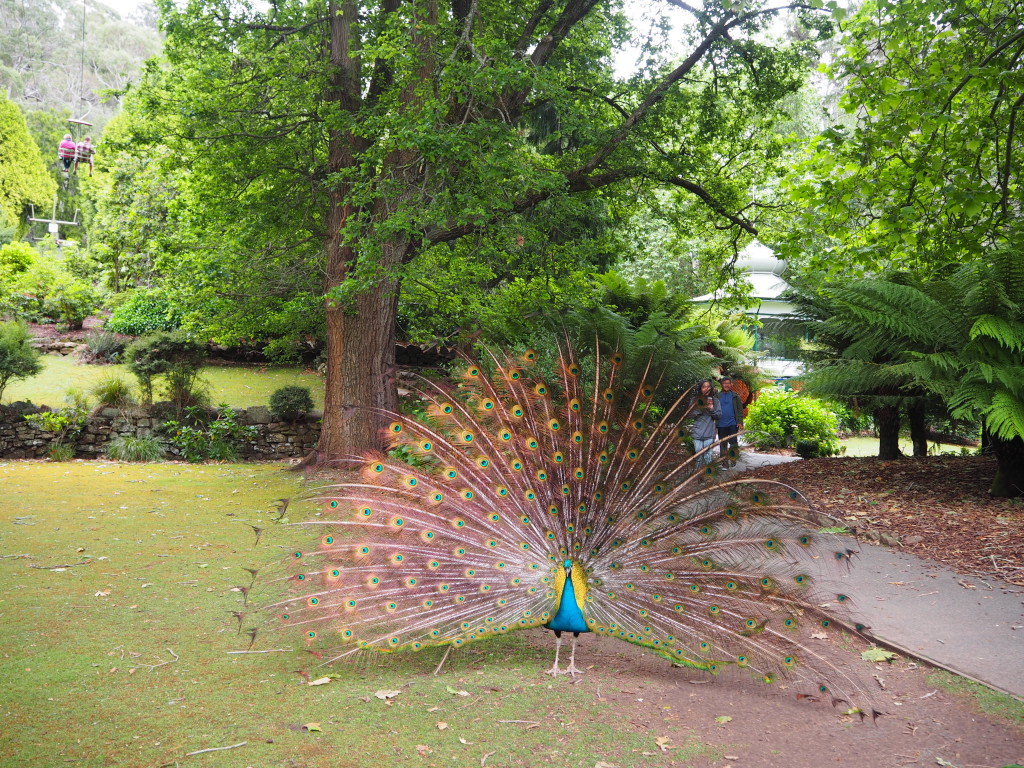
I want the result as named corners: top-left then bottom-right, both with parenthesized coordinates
top-left (90, 376), bottom-right (137, 408)
top-left (0, 320), bottom-right (43, 401)
top-left (745, 387), bottom-right (840, 456)
top-left (105, 435), bottom-right (164, 462)
top-left (24, 390), bottom-right (89, 460)
top-left (124, 331), bottom-right (206, 407)
top-left (80, 330), bottom-right (126, 364)
top-left (162, 405), bottom-right (254, 462)
top-left (269, 385), bottom-right (314, 421)
top-left (106, 290), bottom-right (181, 335)
top-left (0, 241), bottom-right (35, 278)
top-left (1, 257), bottom-right (99, 327)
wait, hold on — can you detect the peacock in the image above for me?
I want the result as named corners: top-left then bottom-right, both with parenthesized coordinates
top-left (257, 344), bottom-right (879, 719)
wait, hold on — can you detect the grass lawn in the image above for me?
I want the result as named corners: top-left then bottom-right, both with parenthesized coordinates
top-left (2, 355), bottom-right (325, 410)
top-left (837, 435), bottom-right (972, 457)
top-left (0, 462), bottom-right (717, 767)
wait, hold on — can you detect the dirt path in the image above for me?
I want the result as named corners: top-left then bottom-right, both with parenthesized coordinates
top-left (526, 631), bottom-right (1023, 768)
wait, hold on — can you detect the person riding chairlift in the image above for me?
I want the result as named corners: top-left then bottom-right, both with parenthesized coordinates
top-left (58, 134), bottom-right (77, 172)
top-left (74, 136), bottom-right (95, 176)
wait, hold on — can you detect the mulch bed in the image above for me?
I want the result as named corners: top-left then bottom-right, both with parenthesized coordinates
top-left (748, 455), bottom-right (1024, 586)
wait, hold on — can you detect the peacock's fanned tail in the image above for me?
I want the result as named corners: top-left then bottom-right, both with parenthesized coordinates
top-left (260, 346), bottom-right (878, 716)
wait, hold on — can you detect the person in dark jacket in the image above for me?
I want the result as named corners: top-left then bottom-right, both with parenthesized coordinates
top-left (716, 376), bottom-right (744, 466)
top-left (689, 379), bottom-right (721, 467)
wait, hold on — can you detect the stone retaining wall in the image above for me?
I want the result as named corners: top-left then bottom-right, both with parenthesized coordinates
top-left (0, 402), bottom-right (320, 460)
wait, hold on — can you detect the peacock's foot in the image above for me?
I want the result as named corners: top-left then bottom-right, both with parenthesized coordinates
top-left (565, 662), bottom-right (583, 677)
top-left (544, 664), bottom-right (564, 676)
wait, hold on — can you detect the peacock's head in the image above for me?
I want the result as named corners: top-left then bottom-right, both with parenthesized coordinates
top-left (563, 559), bottom-right (573, 571)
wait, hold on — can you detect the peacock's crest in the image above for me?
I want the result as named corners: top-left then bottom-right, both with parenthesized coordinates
top-left (258, 344), bottom-right (879, 718)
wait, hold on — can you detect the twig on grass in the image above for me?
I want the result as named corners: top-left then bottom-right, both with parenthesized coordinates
top-left (184, 741), bottom-right (247, 756)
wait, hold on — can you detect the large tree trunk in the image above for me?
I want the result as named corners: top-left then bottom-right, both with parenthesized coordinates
top-left (988, 434), bottom-right (1024, 498)
top-left (874, 405), bottom-right (902, 460)
top-left (907, 404), bottom-right (928, 458)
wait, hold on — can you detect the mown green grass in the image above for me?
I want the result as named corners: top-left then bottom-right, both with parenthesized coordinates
top-left (837, 436), bottom-right (972, 457)
top-left (3, 354), bottom-right (325, 409)
top-left (925, 671), bottom-right (1024, 727)
top-left (0, 462), bottom-right (718, 767)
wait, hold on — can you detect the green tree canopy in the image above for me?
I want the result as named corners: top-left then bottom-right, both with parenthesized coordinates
top-left (783, 0), bottom-right (1024, 275)
top-left (0, 93), bottom-right (56, 234)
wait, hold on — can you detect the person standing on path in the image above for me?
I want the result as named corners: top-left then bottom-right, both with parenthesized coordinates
top-left (717, 376), bottom-right (744, 465)
top-left (689, 379), bottom-right (721, 468)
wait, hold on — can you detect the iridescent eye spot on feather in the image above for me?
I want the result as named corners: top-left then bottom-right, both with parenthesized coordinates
top-left (673, 603), bottom-right (684, 612)
top-left (372, 463), bottom-right (384, 473)
top-left (760, 577), bottom-right (774, 589)
top-left (293, 551), bottom-right (302, 559)
top-left (511, 405), bottom-right (524, 418)
top-left (799, 536), bottom-right (811, 546)
top-left (723, 506), bottom-right (737, 518)
top-left (390, 554), bottom-right (405, 564)
top-left (736, 655), bottom-right (748, 667)
top-left (441, 403), bottom-right (454, 414)
top-left (321, 535), bottom-right (333, 546)
top-left (593, 491), bottom-right (603, 501)
top-left (689, 584), bottom-right (701, 592)
top-left (522, 349), bottom-right (537, 362)
top-left (641, 384), bottom-right (654, 398)
top-left (664, 571), bottom-right (675, 580)
top-left (783, 656), bottom-right (796, 667)
top-left (620, 480), bottom-right (631, 491)
top-left (783, 618), bottom-right (796, 628)
top-left (545, 530), bottom-right (556, 540)
top-left (461, 431), bottom-right (475, 443)
top-left (445, 468), bottom-right (458, 479)
top-left (524, 490), bottom-right (536, 501)
top-left (418, 440), bottom-right (432, 452)
top-left (567, 364), bottom-right (581, 377)
top-left (438, 584), bottom-right (450, 592)
top-left (631, 419), bottom-right (644, 431)
top-left (451, 518), bottom-right (466, 528)
top-left (280, 613), bottom-right (291, 622)
top-left (308, 597), bottom-right (319, 606)
top-left (534, 383), bottom-right (548, 396)
top-left (511, 459), bottom-right (523, 471)
top-left (329, 569), bottom-right (340, 578)
top-left (508, 368), bottom-right (522, 380)
top-left (548, 418), bottom-right (560, 431)
top-left (699, 642), bottom-right (710, 651)
top-left (836, 593), bottom-right (849, 603)
top-left (700, 525), bottom-right (712, 536)
top-left (403, 476), bottom-right (418, 488)
top-left (454, 548), bottom-right (466, 556)
top-left (346, 600), bottom-right (356, 609)
top-left (420, 531), bottom-right (436, 543)
top-left (553, 452), bottom-right (564, 463)
top-left (627, 449), bottom-right (639, 460)
top-left (561, 484), bottom-right (571, 496)
top-left (764, 539), bottom-right (778, 550)
top-left (820, 619), bottom-right (830, 628)
top-left (526, 438), bottom-right (539, 450)
top-left (598, 421), bottom-right (609, 433)
top-left (573, 468), bottom-right (585, 481)
top-left (598, 451), bottom-right (609, 464)
top-left (536, 470), bottom-right (548, 481)
top-left (390, 518), bottom-right (405, 529)
top-left (385, 602), bottom-right (397, 612)
top-left (460, 489), bottom-right (473, 500)
top-left (652, 483), bottom-right (665, 494)
top-left (389, 422), bottom-right (403, 434)
top-left (499, 430), bottom-right (512, 441)
top-left (794, 574), bottom-right (809, 584)
top-left (466, 366), bottom-right (481, 378)
top-left (726, 581), bottom-right (738, 591)
top-left (328, 500), bottom-right (339, 509)
top-left (568, 399), bottom-right (582, 414)
top-left (602, 388), bottom-right (614, 402)
top-left (476, 456), bottom-right (490, 468)
top-left (520, 515), bottom-right (531, 525)
top-left (307, 631), bottom-right (317, 639)
top-left (479, 399), bottom-right (495, 411)
top-left (357, 546), bottom-right (371, 556)
top-left (428, 560), bottom-right (440, 569)
top-left (429, 493), bottom-right (443, 504)
top-left (486, 540), bottom-right (498, 548)
top-left (611, 353), bottom-right (623, 366)
top-left (548, 505), bottom-right (558, 516)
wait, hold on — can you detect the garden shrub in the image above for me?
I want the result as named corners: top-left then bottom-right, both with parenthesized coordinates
top-left (106, 290), bottom-right (180, 335)
top-left (105, 435), bottom-right (164, 462)
top-left (43, 276), bottom-right (99, 330)
top-left (0, 320), bottom-right (43, 401)
top-left (91, 375), bottom-right (137, 408)
top-left (745, 387), bottom-right (840, 456)
top-left (24, 390), bottom-right (89, 460)
top-left (162, 405), bottom-right (255, 462)
top-left (124, 331), bottom-right (206, 408)
top-left (80, 330), bottom-right (126, 364)
top-left (269, 385), bottom-right (314, 421)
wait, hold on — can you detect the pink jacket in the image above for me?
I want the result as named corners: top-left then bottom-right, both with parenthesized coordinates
top-left (58, 139), bottom-right (77, 159)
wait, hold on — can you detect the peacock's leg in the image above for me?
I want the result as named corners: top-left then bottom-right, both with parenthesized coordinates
top-left (545, 631), bottom-right (564, 676)
top-left (564, 632), bottom-right (582, 677)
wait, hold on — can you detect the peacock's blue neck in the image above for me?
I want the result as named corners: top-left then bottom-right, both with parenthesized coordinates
top-left (546, 569), bottom-right (590, 634)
